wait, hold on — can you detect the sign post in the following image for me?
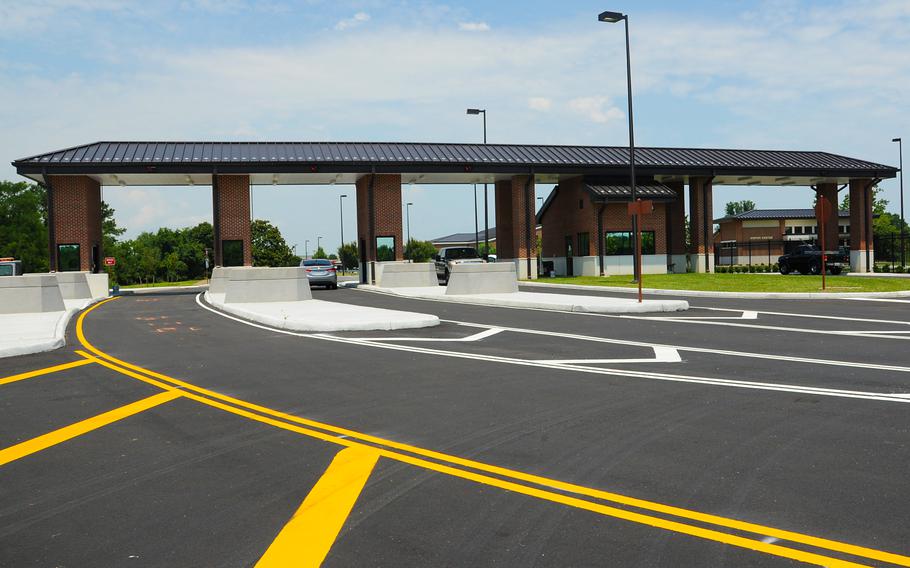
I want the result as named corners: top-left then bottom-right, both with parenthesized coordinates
top-left (627, 199), bottom-right (654, 303)
top-left (103, 257), bottom-right (116, 267)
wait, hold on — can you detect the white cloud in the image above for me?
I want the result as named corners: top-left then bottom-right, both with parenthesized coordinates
top-left (568, 97), bottom-right (623, 124)
top-left (528, 97), bottom-right (552, 111)
top-left (335, 12), bottom-right (370, 31)
top-left (458, 21), bottom-right (490, 32)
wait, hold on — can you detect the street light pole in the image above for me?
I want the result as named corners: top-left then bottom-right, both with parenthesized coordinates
top-left (467, 108), bottom-right (489, 258)
top-left (406, 202), bottom-right (413, 259)
top-left (339, 194), bottom-right (348, 272)
top-left (894, 138), bottom-right (904, 267)
top-left (304, 239), bottom-right (309, 260)
top-left (599, 10), bottom-right (640, 282)
top-left (317, 236), bottom-right (323, 255)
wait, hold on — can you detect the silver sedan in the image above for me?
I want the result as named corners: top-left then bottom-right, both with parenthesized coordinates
top-left (301, 259), bottom-right (338, 289)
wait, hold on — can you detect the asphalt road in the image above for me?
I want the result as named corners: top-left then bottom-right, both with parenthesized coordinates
top-left (2, 285), bottom-right (910, 567)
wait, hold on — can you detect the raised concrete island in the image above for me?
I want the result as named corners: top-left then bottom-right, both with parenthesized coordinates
top-left (377, 262), bottom-right (439, 288)
top-left (0, 272), bottom-right (110, 358)
top-left (205, 266), bottom-right (438, 332)
top-left (446, 263), bottom-right (519, 295)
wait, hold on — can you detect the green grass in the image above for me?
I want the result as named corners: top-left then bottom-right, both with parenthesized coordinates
top-left (120, 279), bottom-right (205, 289)
top-left (537, 273), bottom-right (910, 293)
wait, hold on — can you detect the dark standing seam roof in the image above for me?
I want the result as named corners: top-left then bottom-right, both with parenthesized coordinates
top-left (431, 228), bottom-right (499, 244)
top-left (716, 209), bottom-right (851, 222)
top-left (586, 183), bottom-right (679, 200)
top-left (13, 141), bottom-right (897, 176)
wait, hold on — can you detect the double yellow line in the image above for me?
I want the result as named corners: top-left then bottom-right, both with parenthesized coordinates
top-left (59, 297), bottom-right (910, 566)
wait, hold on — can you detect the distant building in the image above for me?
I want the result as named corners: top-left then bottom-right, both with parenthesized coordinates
top-left (714, 209), bottom-right (852, 265)
top-left (430, 226), bottom-right (542, 251)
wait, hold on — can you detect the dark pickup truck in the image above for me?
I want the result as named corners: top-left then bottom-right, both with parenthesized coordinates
top-left (778, 244), bottom-right (849, 275)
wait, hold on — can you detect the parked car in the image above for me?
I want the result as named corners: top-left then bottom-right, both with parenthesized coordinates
top-left (778, 244), bottom-right (849, 275)
top-left (300, 259), bottom-right (338, 289)
top-left (0, 258), bottom-right (22, 276)
top-left (434, 246), bottom-right (484, 284)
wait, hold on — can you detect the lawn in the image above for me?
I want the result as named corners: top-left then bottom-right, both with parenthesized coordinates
top-left (537, 273), bottom-right (910, 293)
top-left (120, 279), bottom-right (206, 289)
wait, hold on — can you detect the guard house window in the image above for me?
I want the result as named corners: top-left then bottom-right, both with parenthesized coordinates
top-left (604, 231), bottom-right (656, 255)
top-left (57, 244), bottom-right (80, 272)
top-left (222, 240), bottom-right (244, 267)
top-left (785, 227), bottom-right (793, 235)
top-left (579, 199), bottom-right (585, 210)
top-left (577, 232), bottom-right (590, 256)
top-left (376, 236), bottom-right (396, 262)
top-left (794, 226), bottom-right (804, 235)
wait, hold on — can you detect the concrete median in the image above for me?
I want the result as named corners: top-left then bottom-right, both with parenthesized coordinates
top-left (54, 272), bottom-right (93, 301)
top-left (223, 267), bottom-right (313, 304)
top-left (446, 263), bottom-right (518, 295)
top-left (377, 262), bottom-right (438, 288)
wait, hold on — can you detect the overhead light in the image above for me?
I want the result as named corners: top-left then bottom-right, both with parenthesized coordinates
top-left (272, 174), bottom-right (278, 185)
top-left (118, 180), bottom-right (126, 187)
top-left (737, 176), bottom-right (752, 181)
top-left (781, 181), bottom-right (796, 186)
top-left (598, 10), bottom-right (625, 23)
top-left (775, 176), bottom-right (791, 181)
top-left (185, 175), bottom-right (194, 186)
top-left (747, 180), bottom-right (761, 186)
top-left (111, 174), bottom-right (119, 182)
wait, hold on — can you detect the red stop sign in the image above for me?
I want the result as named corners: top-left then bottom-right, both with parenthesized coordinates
top-left (104, 257), bottom-right (116, 266)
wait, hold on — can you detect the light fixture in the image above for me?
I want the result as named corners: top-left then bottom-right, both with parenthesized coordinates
top-left (272, 174), bottom-right (278, 185)
top-left (118, 180), bottom-right (126, 187)
top-left (598, 10), bottom-right (625, 22)
top-left (185, 175), bottom-right (194, 186)
top-left (466, 108), bottom-right (483, 115)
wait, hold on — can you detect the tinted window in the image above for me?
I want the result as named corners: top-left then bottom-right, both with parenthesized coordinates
top-left (445, 248), bottom-right (478, 260)
top-left (222, 240), bottom-right (244, 267)
top-left (0, 265), bottom-right (12, 276)
top-left (303, 259), bottom-right (332, 267)
top-left (58, 244), bottom-right (80, 271)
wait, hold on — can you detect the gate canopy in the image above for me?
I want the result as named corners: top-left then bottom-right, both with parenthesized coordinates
top-left (14, 141), bottom-right (897, 187)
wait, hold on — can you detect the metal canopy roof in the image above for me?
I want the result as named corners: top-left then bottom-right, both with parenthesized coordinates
top-left (586, 183), bottom-right (678, 200)
top-left (13, 141), bottom-right (897, 187)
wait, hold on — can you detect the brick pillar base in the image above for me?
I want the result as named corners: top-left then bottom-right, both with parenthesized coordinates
top-left (214, 174), bottom-right (252, 266)
top-left (495, 175), bottom-right (537, 279)
top-left (49, 175), bottom-right (102, 272)
top-left (688, 177), bottom-right (714, 273)
top-left (849, 179), bottom-right (874, 272)
top-left (815, 182), bottom-right (840, 252)
top-left (665, 181), bottom-right (687, 273)
top-left (356, 174), bottom-right (402, 283)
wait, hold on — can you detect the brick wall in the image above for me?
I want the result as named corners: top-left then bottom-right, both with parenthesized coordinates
top-left (356, 174), bottom-right (403, 261)
top-left (689, 177), bottom-right (714, 255)
top-left (665, 181), bottom-right (687, 255)
top-left (495, 175), bottom-right (537, 259)
top-left (849, 179), bottom-right (873, 251)
top-left (215, 174), bottom-right (252, 266)
top-left (49, 175), bottom-right (101, 271)
top-left (815, 182), bottom-right (840, 249)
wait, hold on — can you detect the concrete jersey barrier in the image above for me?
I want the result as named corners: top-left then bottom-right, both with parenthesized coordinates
top-left (378, 262), bottom-right (438, 288)
top-left (223, 266), bottom-right (313, 303)
top-left (446, 263), bottom-right (519, 295)
top-left (210, 267), bottom-right (251, 294)
top-left (54, 272), bottom-right (93, 300)
top-left (0, 274), bottom-right (66, 314)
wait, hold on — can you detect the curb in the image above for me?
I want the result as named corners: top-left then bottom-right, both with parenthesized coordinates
top-left (520, 280), bottom-right (910, 300)
top-left (118, 284), bottom-right (210, 295)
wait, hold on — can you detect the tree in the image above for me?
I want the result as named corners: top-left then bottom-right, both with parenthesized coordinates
top-left (725, 200), bottom-right (756, 216)
top-left (0, 181), bottom-right (49, 273)
top-left (313, 246), bottom-right (328, 259)
top-left (337, 242), bottom-right (359, 270)
top-left (404, 239), bottom-right (437, 262)
top-left (477, 242), bottom-right (496, 256)
top-left (251, 219), bottom-right (300, 267)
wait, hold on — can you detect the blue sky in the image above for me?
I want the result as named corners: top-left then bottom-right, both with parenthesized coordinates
top-left (1, 0), bottom-right (908, 253)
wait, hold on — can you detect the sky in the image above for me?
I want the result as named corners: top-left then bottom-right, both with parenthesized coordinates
top-left (1, 0), bottom-right (908, 254)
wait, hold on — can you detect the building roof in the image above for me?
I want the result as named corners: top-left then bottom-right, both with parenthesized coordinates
top-left (431, 228), bottom-right (498, 244)
top-left (715, 208), bottom-right (850, 222)
top-left (586, 183), bottom-right (679, 200)
top-left (13, 141), bottom-right (897, 187)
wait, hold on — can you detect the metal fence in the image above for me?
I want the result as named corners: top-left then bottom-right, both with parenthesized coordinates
top-left (873, 233), bottom-right (910, 271)
top-left (714, 240), bottom-right (790, 268)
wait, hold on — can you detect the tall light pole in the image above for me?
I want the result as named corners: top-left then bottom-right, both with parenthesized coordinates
top-left (406, 202), bottom-right (413, 259)
top-left (894, 137), bottom-right (904, 267)
top-left (317, 236), bottom-right (323, 255)
top-left (304, 239), bottom-right (310, 260)
top-left (467, 108), bottom-right (488, 257)
top-left (598, 10), bottom-right (640, 282)
top-left (339, 194), bottom-right (348, 271)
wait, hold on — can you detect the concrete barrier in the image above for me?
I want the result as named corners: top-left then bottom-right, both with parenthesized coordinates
top-left (377, 262), bottom-right (438, 288)
top-left (223, 267), bottom-right (313, 304)
top-left (0, 274), bottom-right (65, 314)
top-left (85, 273), bottom-right (110, 299)
top-left (445, 263), bottom-right (518, 295)
top-left (55, 272), bottom-right (93, 300)
top-left (210, 267), bottom-right (251, 294)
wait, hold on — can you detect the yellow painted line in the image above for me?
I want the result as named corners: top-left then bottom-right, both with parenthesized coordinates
top-left (75, 297), bottom-right (910, 567)
top-left (0, 358), bottom-right (94, 387)
top-left (0, 390), bottom-right (181, 467)
top-left (256, 446), bottom-right (379, 567)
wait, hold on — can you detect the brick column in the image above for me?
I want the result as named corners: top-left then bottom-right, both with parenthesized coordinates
top-left (48, 175), bottom-right (102, 272)
top-left (495, 175), bottom-right (537, 279)
top-left (688, 176), bottom-right (714, 273)
top-left (664, 181), bottom-right (687, 273)
top-left (213, 174), bottom-right (252, 266)
top-left (849, 178), bottom-right (874, 272)
top-left (356, 174), bottom-right (402, 283)
top-left (815, 182), bottom-right (840, 252)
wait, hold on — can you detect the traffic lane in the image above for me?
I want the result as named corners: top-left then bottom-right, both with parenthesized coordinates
top-left (324, 289), bottom-right (910, 367)
top-left (0, 394), bottom-right (340, 567)
top-left (78, 296), bottom-right (910, 556)
top-left (520, 283), bottom-right (910, 321)
top-left (0, 362), bottom-right (161, 448)
top-left (328, 460), bottom-right (799, 568)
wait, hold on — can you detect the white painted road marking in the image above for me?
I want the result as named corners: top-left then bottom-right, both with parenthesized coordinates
top-left (341, 327), bottom-right (504, 342)
top-left (196, 294), bottom-right (910, 405)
